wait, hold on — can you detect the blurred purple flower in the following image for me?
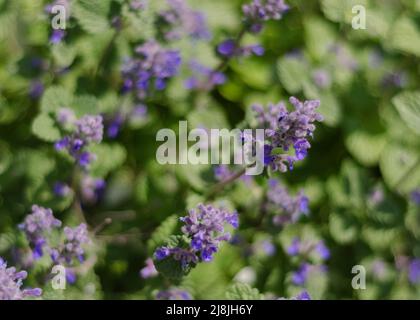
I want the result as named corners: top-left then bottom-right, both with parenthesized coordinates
top-left (140, 258), bottom-right (158, 279)
top-left (156, 288), bottom-right (192, 300)
top-left (242, 0), bottom-right (290, 33)
top-left (121, 41), bottom-right (181, 99)
top-left (29, 81), bottom-right (44, 99)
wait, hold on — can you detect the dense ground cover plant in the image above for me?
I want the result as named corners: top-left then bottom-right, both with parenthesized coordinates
top-left (0, 0), bottom-right (419, 300)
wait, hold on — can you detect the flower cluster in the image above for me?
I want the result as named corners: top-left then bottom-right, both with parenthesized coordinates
top-left (29, 80), bottom-right (45, 100)
top-left (140, 258), bottom-right (158, 279)
top-left (50, 223), bottom-right (91, 283)
top-left (121, 41), bottom-right (182, 99)
top-left (50, 223), bottom-right (90, 265)
top-left (410, 189), bottom-right (420, 205)
top-left (55, 110), bottom-right (104, 168)
top-left (156, 288), bottom-right (192, 300)
top-left (217, 39), bottom-right (264, 58)
top-left (266, 179), bottom-right (309, 226)
top-left (158, 0), bottom-right (210, 41)
top-left (155, 204), bottom-right (239, 268)
top-left (252, 96), bottom-right (323, 172)
top-left (185, 61), bottom-right (226, 91)
top-left (130, 0), bottom-right (147, 11)
top-left (396, 256), bottom-right (420, 285)
top-left (18, 205), bottom-right (62, 259)
top-left (242, 0), bottom-right (290, 33)
top-left (80, 175), bottom-right (106, 205)
top-left (312, 69), bottom-right (331, 89)
top-left (286, 237), bottom-right (330, 286)
top-left (409, 259), bottom-right (420, 284)
top-left (0, 258), bottom-right (42, 300)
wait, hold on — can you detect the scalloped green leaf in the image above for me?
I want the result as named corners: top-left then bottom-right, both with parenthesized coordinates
top-left (276, 57), bottom-right (308, 94)
top-left (225, 283), bottom-right (263, 300)
top-left (72, 0), bottom-right (111, 34)
top-left (345, 131), bottom-right (386, 166)
top-left (392, 91), bottom-right (420, 136)
top-left (41, 86), bottom-right (72, 113)
top-left (379, 142), bottom-right (420, 193)
top-left (31, 114), bottom-right (61, 142)
top-left (387, 17), bottom-right (420, 57)
top-left (329, 211), bottom-right (359, 244)
top-left (89, 143), bottom-right (127, 176)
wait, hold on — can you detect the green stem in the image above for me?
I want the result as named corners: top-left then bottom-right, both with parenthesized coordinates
top-left (205, 167), bottom-right (246, 200)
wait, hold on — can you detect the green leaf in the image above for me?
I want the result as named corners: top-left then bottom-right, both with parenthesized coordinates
top-left (305, 267), bottom-right (328, 300)
top-left (231, 60), bottom-right (271, 90)
top-left (52, 43), bottom-right (76, 67)
top-left (41, 86), bottom-right (72, 114)
top-left (321, 0), bottom-right (368, 24)
top-left (379, 142), bottom-right (420, 193)
top-left (387, 17), bottom-right (420, 57)
top-left (304, 17), bottom-right (336, 60)
top-left (392, 91), bottom-right (420, 136)
top-left (225, 283), bottom-right (263, 300)
top-left (72, 0), bottom-right (111, 34)
top-left (329, 211), bottom-right (359, 244)
top-left (89, 143), bottom-right (127, 176)
top-left (317, 91), bottom-right (342, 127)
top-left (345, 131), bottom-right (386, 166)
top-left (72, 94), bottom-right (100, 117)
top-left (147, 215), bottom-right (180, 254)
top-left (362, 226), bottom-right (398, 251)
top-left (31, 114), bottom-right (61, 142)
top-left (276, 57), bottom-right (308, 94)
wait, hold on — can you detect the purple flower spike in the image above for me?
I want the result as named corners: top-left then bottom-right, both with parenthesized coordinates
top-left (19, 205), bottom-right (62, 259)
top-left (156, 288), bottom-right (192, 300)
top-left (154, 204), bottom-right (238, 268)
top-left (50, 223), bottom-right (91, 269)
top-left (122, 41), bottom-right (181, 99)
top-left (0, 257), bottom-right (42, 300)
top-left (54, 111), bottom-right (103, 169)
top-left (243, 0), bottom-right (290, 33)
top-left (252, 97), bottom-right (323, 172)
